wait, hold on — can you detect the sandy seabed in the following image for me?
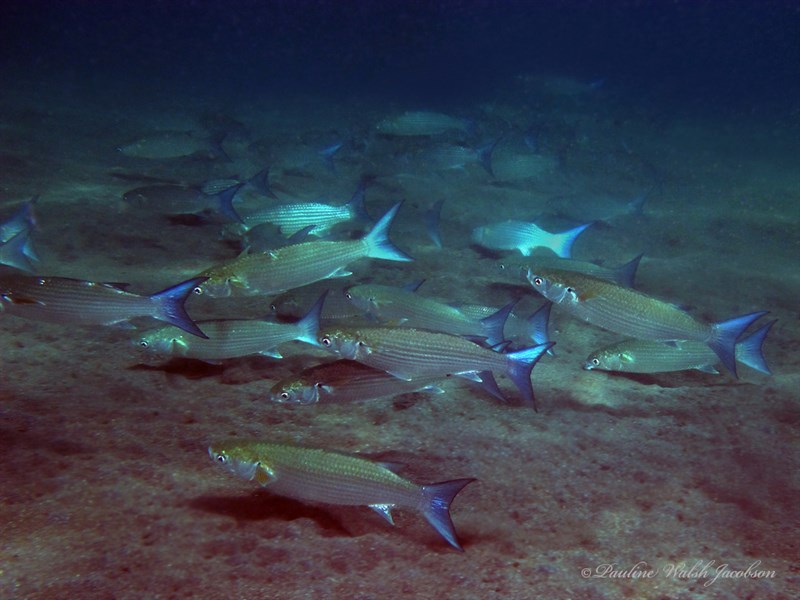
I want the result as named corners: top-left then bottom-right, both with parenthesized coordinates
top-left (0, 83), bottom-right (798, 600)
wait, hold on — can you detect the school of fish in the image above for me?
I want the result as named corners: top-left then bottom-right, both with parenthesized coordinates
top-left (0, 107), bottom-right (774, 551)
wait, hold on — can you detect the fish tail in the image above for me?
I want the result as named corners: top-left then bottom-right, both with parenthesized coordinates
top-left (476, 137), bottom-right (500, 177)
top-left (150, 277), bottom-right (208, 339)
top-left (214, 182), bottom-right (245, 224)
top-left (475, 370), bottom-right (507, 403)
top-left (708, 311), bottom-right (769, 377)
top-left (505, 342), bottom-right (555, 410)
top-left (248, 165), bottom-right (278, 199)
top-left (479, 300), bottom-right (515, 347)
top-left (526, 302), bottom-right (555, 356)
top-left (424, 199), bottom-right (444, 249)
top-left (347, 181), bottom-right (372, 223)
top-left (548, 222), bottom-right (593, 259)
top-left (611, 252), bottom-right (644, 288)
top-left (0, 229), bottom-right (37, 273)
top-left (420, 478), bottom-right (476, 551)
top-left (295, 291), bottom-right (327, 346)
top-left (363, 202), bottom-right (414, 262)
top-left (736, 319), bottom-right (775, 375)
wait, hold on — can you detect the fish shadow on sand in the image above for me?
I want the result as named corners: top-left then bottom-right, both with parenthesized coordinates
top-left (190, 491), bottom-right (352, 537)
top-left (129, 359), bottom-right (226, 380)
top-left (602, 371), bottom-right (760, 389)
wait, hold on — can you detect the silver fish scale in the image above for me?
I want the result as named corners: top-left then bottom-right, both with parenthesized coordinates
top-left (143, 319), bottom-right (306, 359)
top-left (0, 276), bottom-right (159, 324)
top-left (243, 203), bottom-right (353, 235)
top-left (570, 292), bottom-right (709, 341)
top-left (254, 445), bottom-right (420, 507)
top-left (208, 238), bottom-right (369, 295)
top-left (589, 339), bottom-right (717, 373)
top-left (335, 327), bottom-right (506, 378)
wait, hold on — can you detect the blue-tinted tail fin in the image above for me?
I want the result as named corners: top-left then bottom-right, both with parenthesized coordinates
top-left (296, 291), bottom-right (327, 346)
top-left (319, 142), bottom-right (344, 173)
top-left (736, 319), bottom-right (775, 375)
top-left (150, 277), bottom-right (208, 339)
top-left (363, 202), bottom-right (414, 262)
top-left (214, 182), bottom-right (245, 223)
top-left (505, 342), bottom-right (555, 410)
top-left (346, 181), bottom-right (372, 223)
top-left (550, 222), bottom-right (593, 258)
top-left (424, 199), bottom-right (444, 249)
top-left (611, 253), bottom-right (644, 288)
top-left (479, 300), bottom-right (515, 347)
top-left (708, 311), bottom-right (768, 377)
top-left (476, 137), bottom-right (500, 177)
top-left (0, 229), bottom-right (36, 273)
top-left (248, 165), bottom-right (278, 199)
top-left (526, 302), bottom-right (555, 356)
top-left (420, 478), bottom-right (476, 552)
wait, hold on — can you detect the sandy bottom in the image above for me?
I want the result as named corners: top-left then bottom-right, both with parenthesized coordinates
top-left (1, 86), bottom-right (798, 599)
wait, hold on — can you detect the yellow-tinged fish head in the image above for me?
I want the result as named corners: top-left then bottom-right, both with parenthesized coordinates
top-left (209, 442), bottom-right (275, 486)
top-left (318, 326), bottom-right (369, 360)
top-left (269, 377), bottom-right (321, 405)
top-left (584, 348), bottom-right (628, 371)
top-left (135, 329), bottom-right (189, 357)
top-left (527, 267), bottom-right (587, 305)
top-left (195, 265), bottom-right (248, 298)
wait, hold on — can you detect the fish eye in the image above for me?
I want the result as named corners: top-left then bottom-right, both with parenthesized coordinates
top-left (591, 358), bottom-right (600, 366)
top-left (139, 340), bottom-right (149, 348)
top-left (533, 277), bottom-right (543, 286)
top-left (499, 263), bottom-right (506, 270)
top-left (567, 287), bottom-right (575, 294)
top-left (345, 292), bottom-right (352, 299)
top-left (279, 392), bottom-right (290, 400)
top-left (193, 286), bottom-right (204, 295)
top-left (270, 304), bottom-right (277, 312)
top-left (321, 337), bottom-right (332, 346)
top-left (215, 453), bottom-right (227, 464)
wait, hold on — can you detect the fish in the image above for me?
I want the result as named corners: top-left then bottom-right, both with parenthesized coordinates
top-left (471, 220), bottom-right (593, 258)
top-left (196, 202), bottom-right (412, 298)
top-left (318, 141), bottom-right (344, 172)
top-left (318, 325), bottom-right (553, 409)
top-left (0, 229), bottom-right (37, 273)
top-left (269, 360), bottom-right (445, 405)
top-left (236, 181), bottom-right (371, 236)
top-left (122, 183), bottom-right (241, 221)
top-left (116, 130), bottom-right (226, 160)
top-left (376, 111), bottom-right (470, 137)
top-left (0, 197), bottom-right (38, 245)
top-left (270, 281), bottom-right (365, 321)
top-left (456, 302), bottom-right (554, 354)
top-left (0, 274), bottom-right (207, 338)
top-left (497, 254), bottom-right (644, 288)
top-left (424, 199), bottom-right (444, 248)
top-left (414, 140), bottom-right (497, 175)
top-left (344, 283), bottom-right (512, 346)
top-left (208, 439), bottom-right (475, 551)
top-left (489, 152), bottom-right (558, 182)
top-left (136, 292), bottom-right (325, 361)
top-left (584, 320), bottom-right (775, 375)
top-left (527, 267), bottom-right (768, 377)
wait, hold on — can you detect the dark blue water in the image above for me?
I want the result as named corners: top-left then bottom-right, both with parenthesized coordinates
top-left (2, 0), bottom-right (798, 111)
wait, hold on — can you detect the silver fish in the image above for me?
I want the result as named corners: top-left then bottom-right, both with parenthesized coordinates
top-left (472, 220), bottom-right (593, 258)
top-left (116, 131), bottom-right (223, 160)
top-left (0, 274), bottom-right (207, 337)
top-left (527, 267), bottom-right (768, 377)
top-left (376, 111), bottom-right (470, 137)
top-left (269, 360), bottom-right (444, 405)
top-left (237, 181), bottom-right (371, 236)
top-left (137, 293), bottom-right (325, 361)
top-left (196, 202), bottom-right (412, 298)
top-left (497, 254), bottom-right (643, 288)
top-left (0, 229), bottom-right (37, 273)
top-left (318, 325), bottom-right (553, 409)
top-left (345, 283), bottom-right (511, 346)
top-left (209, 439), bottom-right (475, 550)
top-left (584, 320), bottom-right (775, 375)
